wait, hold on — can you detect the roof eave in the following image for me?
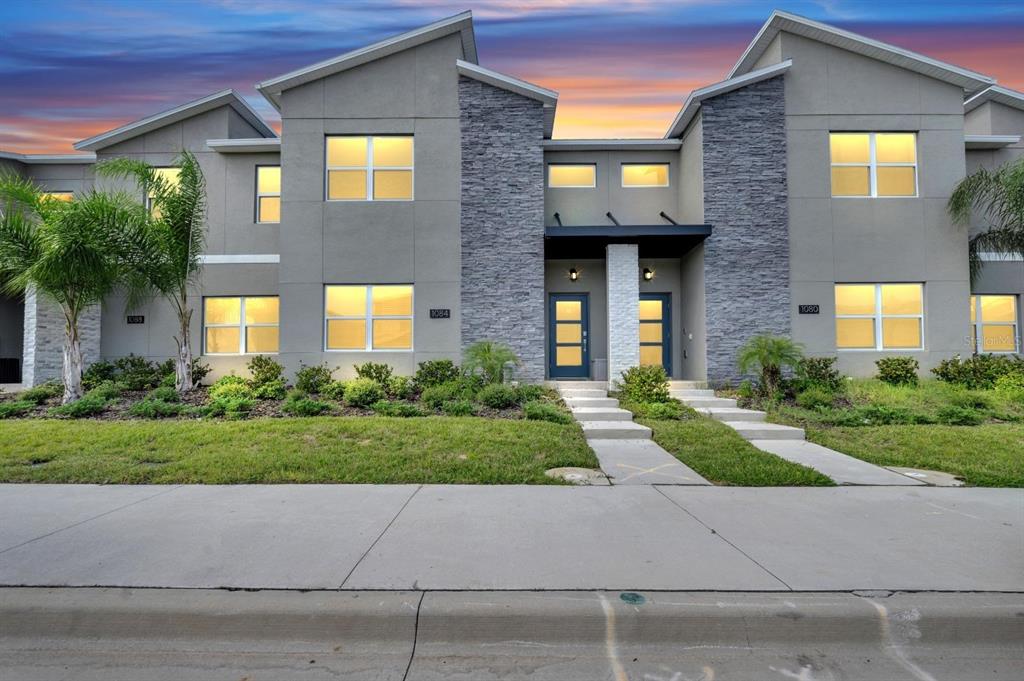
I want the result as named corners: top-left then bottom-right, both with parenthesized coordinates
top-left (0, 151), bottom-right (96, 165)
top-left (965, 85), bottom-right (1024, 115)
top-left (206, 138), bottom-right (282, 153)
top-left (964, 134), bottom-right (1022, 150)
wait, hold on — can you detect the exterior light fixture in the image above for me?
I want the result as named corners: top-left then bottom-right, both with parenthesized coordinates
top-left (568, 267), bottom-right (580, 282)
top-left (642, 267), bottom-right (654, 281)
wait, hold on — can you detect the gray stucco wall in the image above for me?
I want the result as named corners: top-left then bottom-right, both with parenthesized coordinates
top-left (459, 76), bottom-right (546, 381)
top-left (701, 75), bottom-right (790, 383)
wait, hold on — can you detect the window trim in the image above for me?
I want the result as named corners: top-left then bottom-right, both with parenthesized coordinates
top-left (620, 162), bottom-right (670, 188)
top-left (255, 165), bottom-right (281, 224)
top-left (830, 132), bottom-right (918, 198)
top-left (547, 163), bottom-right (597, 189)
top-left (971, 294), bottom-right (1019, 354)
top-left (323, 284), bottom-right (414, 352)
top-left (835, 283), bottom-right (924, 352)
top-left (325, 136), bottom-right (414, 202)
top-left (202, 296), bottom-right (280, 355)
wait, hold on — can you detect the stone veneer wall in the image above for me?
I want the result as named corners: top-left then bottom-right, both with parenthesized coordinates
top-left (606, 244), bottom-right (640, 386)
top-left (701, 75), bottom-right (790, 383)
top-left (458, 77), bottom-right (547, 381)
top-left (21, 285), bottom-right (101, 386)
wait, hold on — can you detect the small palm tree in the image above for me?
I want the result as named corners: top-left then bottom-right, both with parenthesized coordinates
top-left (948, 156), bottom-right (1024, 281)
top-left (736, 334), bottom-right (804, 397)
top-left (97, 151), bottom-right (207, 393)
top-left (0, 175), bottom-right (150, 403)
top-left (463, 341), bottom-right (519, 384)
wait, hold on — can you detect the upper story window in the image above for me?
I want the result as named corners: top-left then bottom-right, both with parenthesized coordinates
top-left (971, 295), bottom-right (1018, 354)
top-left (41, 192), bottom-right (73, 202)
top-left (326, 136), bottom-right (413, 201)
top-left (256, 166), bottom-right (281, 223)
top-left (147, 167), bottom-right (180, 217)
top-left (203, 296), bottom-right (279, 354)
top-left (621, 163), bottom-right (669, 188)
top-left (548, 164), bottom-right (596, 188)
top-left (830, 133), bottom-right (917, 197)
top-left (325, 284), bottom-right (413, 351)
top-left (835, 283), bottom-right (923, 351)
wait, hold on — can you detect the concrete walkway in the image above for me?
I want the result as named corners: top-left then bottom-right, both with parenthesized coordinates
top-left (1, 484), bottom-right (1020, 592)
top-left (557, 381), bottom-right (710, 485)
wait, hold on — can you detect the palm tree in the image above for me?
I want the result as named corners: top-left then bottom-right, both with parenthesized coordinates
top-left (97, 151), bottom-right (207, 393)
top-left (948, 156), bottom-right (1024, 281)
top-left (736, 334), bottom-right (804, 397)
top-left (463, 340), bottom-right (519, 384)
top-left (0, 175), bottom-right (150, 403)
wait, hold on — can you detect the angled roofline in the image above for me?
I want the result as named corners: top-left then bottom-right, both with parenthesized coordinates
top-left (456, 60), bottom-right (557, 138)
top-left (543, 139), bottom-right (681, 151)
top-left (74, 89), bottom-right (276, 152)
top-left (206, 138), bottom-right (282, 153)
top-left (965, 85), bottom-right (1024, 114)
top-left (729, 10), bottom-right (994, 94)
top-left (0, 151), bottom-right (96, 165)
top-left (664, 60), bottom-right (792, 139)
top-left (256, 11), bottom-right (477, 110)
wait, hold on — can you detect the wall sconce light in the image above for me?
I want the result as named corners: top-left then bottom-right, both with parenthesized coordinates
top-left (642, 267), bottom-right (655, 282)
top-left (568, 267), bottom-right (580, 282)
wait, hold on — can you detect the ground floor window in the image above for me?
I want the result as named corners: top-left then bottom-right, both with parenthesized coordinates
top-left (325, 285), bottom-right (413, 351)
top-left (971, 295), bottom-right (1018, 353)
top-left (203, 296), bottom-right (279, 354)
top-left (835, 283), bottom-right (923, 351)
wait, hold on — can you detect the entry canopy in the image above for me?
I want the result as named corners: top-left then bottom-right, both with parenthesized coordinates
top-left (544, 224), bottom-right (712, 259)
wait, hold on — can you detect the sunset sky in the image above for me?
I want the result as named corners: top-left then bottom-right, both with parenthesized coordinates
top-left (2, 0), bottom-right (1022, 153)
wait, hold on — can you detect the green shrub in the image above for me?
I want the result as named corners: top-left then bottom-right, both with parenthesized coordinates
top-left (321, 381), bottom-right (347, 401)
top-left (248, 355), bottom-right (284, 386)
top-left (129, 398), bottom-right (184, 418)
top-left (343, 378), bottom-right (385, 408)
top-left (354, 362), bottom-right (393, 385)
top-left (515, 384), bottom-right (546, 403)
top-left (478, 383), bottom-right (519, 409)
top-left (737, 380), bottom-right (755, 400)
top-left (19, 381), bottom-right (62, 405)
top-left (795, 357), bottom-right (844, 392)
top-left (421, 377), bottom-right (482, 409)
top-left (49, 393), bottom-right (108, 418)
top-left (82, 360), bottom-right (117, 390)
top-left (875, 357), bottom-right (919, 386)
top-left (932, 354), bottom-right (1024, 390)
top-left (147, 386), bottom-right (180, 403)
top-left (206, 396), bottom-right (255, 418)
top-left (371, 400), bottom-right (426, 417)
top-left (524, 401), bottom-right (572, 424)
top-left (414, 359), bottom-right (461, 389)
top-left (441, 400), bottom-right (476, 416)
top-left (850, 404), bottom-right (918, 426)
top-left (463, 341), bottom-right (519, 384)
top-left (85, 380), bottom-right (124, 401)
top-left (949, 390), bottom-right (993, 411)
top-left (628, 400), bottom-right (691, 420)
top-left (936, 405), bottom-right (986, 426)
top-left (0, 400), bottom-right (34, 419)
top-left (295, 362), bottom-right (334, 394)
top-left (157, 358), bottom-right (211, 389)
top-left (208, 375), bottom-right (254, 401)
top-left (387, 375), bottom-right (415, 400)
top-left (251, 378), bottom-right (287, 400)
top-left (113, 354), bottom-right (161, 391)
top-left (282, 390), bottom-right (332, 416)
top-left (619, 365), bottom-right (670, 403)
top-left (994, 372), bottom-right (1024, 402)
top-left (795, 385), bottom-right (835, 410)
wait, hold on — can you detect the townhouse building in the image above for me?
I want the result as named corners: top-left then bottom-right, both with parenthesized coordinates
top-left (1, 10), bottom-right (1022, 387)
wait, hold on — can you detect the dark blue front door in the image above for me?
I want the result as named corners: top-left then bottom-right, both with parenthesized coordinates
top-left (640, 293), bottom-right (671, 376)
top-left (548, 294), bottom-right (589, 378)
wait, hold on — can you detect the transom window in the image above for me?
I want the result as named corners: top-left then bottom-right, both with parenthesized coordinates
top-left (325, 285), bottom-right (413, 351)
top-left (621, 163), bottom-right (669, 188)
top-left (256, 166), bottom-right (280, 223)
top-left (830, 133), bottom-right (917, 197)
top-left (326, 136), bottom-right (413, 201)
top-left (204, 296), bottom-right (279, 354)
top-left (548, 164), bottom-right (596, 188)
top-left (835, 283), bottom-right (923, 350)
top-left (147, 167), bottom-right (181, 217)
top-left (971, 295), bottom-right (1019, 353)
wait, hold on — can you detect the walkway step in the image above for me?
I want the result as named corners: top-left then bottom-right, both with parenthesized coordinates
top-left (587, 439), bottom-right (710, 485)
top-left (571, 407), bottom-right (633, 422)
top-left (549, 381), bottom-right (608, 390)
top-left (581, 421), bottom-right (651, 440)
top-left (750, 440), bottom-right (927, 486)
top-left (668, 380), bottom-right (708, 389)
top-left (728, 421), bottom-right (805, 441)
top-left (564, 396), bottom-right (618, 409)
top-left (679, 397), bottom-right (738, 409)
top-left (697, 407), bottom-right (766, 422)
top-left (670, 389), bottom-right (715, 398)
top-left (560, 388), bottom-right (607, 399)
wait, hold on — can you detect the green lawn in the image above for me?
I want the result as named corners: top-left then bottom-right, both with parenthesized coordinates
top-left (640, 417), bottom-right (833, 486)
top-left (802, 424), bottom-right (1024, 488)
top-left (0, 417), bottom-right (598, 484)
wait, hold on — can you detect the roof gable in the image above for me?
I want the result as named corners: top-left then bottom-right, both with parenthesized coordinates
top-left (965, 85), bottom-right (1024, 114)
top-left (456, 60), bottom-right (557, 137)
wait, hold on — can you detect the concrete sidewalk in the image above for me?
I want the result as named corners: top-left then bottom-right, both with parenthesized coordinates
top-left (1, 484), bottom-right (1021, 592)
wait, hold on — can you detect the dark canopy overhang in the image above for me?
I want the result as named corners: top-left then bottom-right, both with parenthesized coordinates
top-left (544, 224), bottom-right (712, 259)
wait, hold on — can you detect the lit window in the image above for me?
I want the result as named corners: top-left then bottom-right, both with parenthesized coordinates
top-left (971, 295), bottom-right (1018, 354)
top-left (835, 283), bottom-right (923, 350)
top-left (256, 166), bottom-right (280, 223)
top-left (326, 136), bottom-right (413, 201)
top-left (203, 296), bottom-right (279, 354)
top-left (41, 192), bottom-right (73, 202)
top-left (325, 285), bottom-right (413, 351)
top-left (548, 164), bottom-right (596, 188)
top-left (147, 167), bottom-right (181, 217)
top-left (830, 133), bottom-right (916, 197)
top-left (621, 164), bottom-right (669, 187)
